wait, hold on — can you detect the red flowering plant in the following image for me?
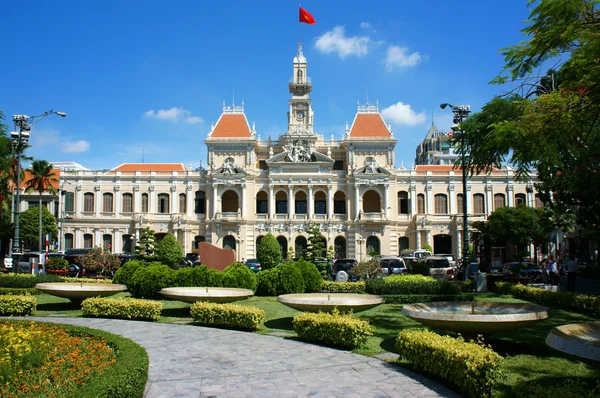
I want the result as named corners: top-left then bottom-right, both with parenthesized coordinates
top-left (45, 257), bottom-right (69, 270)
top-left (76, 246), bottom-right (121, 276)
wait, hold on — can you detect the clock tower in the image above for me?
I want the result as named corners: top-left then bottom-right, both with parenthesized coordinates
top-left (287, 41), bottom-right (314, 134)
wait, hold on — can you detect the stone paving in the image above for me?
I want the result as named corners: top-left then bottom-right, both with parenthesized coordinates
top-left (24, 317), bottom-right (461, 398)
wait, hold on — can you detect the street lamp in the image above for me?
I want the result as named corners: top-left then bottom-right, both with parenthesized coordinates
top-left (11, 110), bottom-right (66, 273)
top-left (526, 183), bottom-right (537, 266)
top-left (440, 103), bottom-right (471, 279)
top-left (356, 236), bottom-right (365, 261)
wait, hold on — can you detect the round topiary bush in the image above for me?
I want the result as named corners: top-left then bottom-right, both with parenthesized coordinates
top-left (129, 264), bottom-right (175, 298)
top-left (155, 233), bottom-right (184, 268)
top-left (294, 258), bottom-right (323, 292)
top-left (275, 262), bottom-right (305, 295)
top-left (223, 262), bottom-right (258, 291)
top-left (113, 260), bottom-right (147, 287)
top-left (256, 233), bottom-right (282, 270)
top-left (255, 268), bottom-right (280, 296)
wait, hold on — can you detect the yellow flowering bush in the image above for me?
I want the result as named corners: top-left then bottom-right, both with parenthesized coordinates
top-left (320, 281), bottom-right (366, 293)
top-left (190, 302), bottom-right (266, 331)
top-left (82, 297), bottom-right (162, 321)
top-left (293, 309), bottom-right (373, 349)
top-left (60, 277), bottom-right (114, 284)
top-left (0, 295), bottom-right (36, 315)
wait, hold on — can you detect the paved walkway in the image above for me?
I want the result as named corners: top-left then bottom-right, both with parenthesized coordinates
top-left (21, 317), bottom-right (460, 398)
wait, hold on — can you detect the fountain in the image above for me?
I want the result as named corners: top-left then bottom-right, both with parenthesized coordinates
top-left (277, 293), bottom-right (383, 313)
top-left (35, 282), bottom-right (127, 303)
top-left (546, 322), bottom-right (600, 362)
top-left (401, 301), bottom-right (549, 334)
top-left (159, 287), bottom-right (254, 303)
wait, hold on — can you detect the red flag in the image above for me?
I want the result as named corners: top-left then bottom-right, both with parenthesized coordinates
top-left (299, 7), bottom-right (316, 24)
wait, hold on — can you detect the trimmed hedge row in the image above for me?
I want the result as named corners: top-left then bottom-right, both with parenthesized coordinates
top-left (0, 295), bottom-right (37, 315)
top-left (320, 281), bottom-right (366, 293)
top-left (82, 297), bottom-right (162, 321)
top-left (0, 273), bottom-right (63, 288)
top-left (293, 309), bottom-right (372, 349)
top-left (396, 329), bottom-right (503, 398)
top-left (496, 282), bottom-right (600, 317)
top-left (190, 302), bottom-right (266, 331)
top-left (366, 274), bottom-right (461, 295)
top-left (0, 287), bottom-right (40, 295)
top-left (383, 293), bottom-right (475, 304)
top-left (61, 277), bottom-right (114, 284)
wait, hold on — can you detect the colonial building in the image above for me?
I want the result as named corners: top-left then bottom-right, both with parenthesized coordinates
top-left (54, 42), bottom-right (541, 261)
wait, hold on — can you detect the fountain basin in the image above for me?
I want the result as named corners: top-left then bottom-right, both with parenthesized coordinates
top-left (35, 282), bottom-right (127, 302)
top-left (402, 301), bottom-right (549, 334)
top-left (159, 287), bottom-right (254, 303)
top-left (546, 322), bottom-right (600, 362)
top-left (277, 293), bottom-right (383, 313)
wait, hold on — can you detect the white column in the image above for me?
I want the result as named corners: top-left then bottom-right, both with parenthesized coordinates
top-left (241, 184), bottom-right (246, 218)
top-left (449, 186), bottom-right (455, 214)
top-left (288, 185), bottom-right (294, 220)
top-left (76, 188), bottom-right (83, 217)
top-left (354, 184), bottom-right (360, 220)
top-left (75, 228), bottom-right (81, 248)
top-left (150, 189), bottom-right (156, 215)
top-left (269, 185), bottom-right (275, 219)
top-left (410, 184), bottom-right (417, 215)
top-left (308, 185), bottom-right (313, 219)
top-left (327, 185), bottom-right (333, 220)
top-left (507, 186), bottom-right (514, 207)
top-left (186, 188), bottom-right (193, 217)
top-left (183, 229), bottom-right (188, 253)
top-left (416, 229), bottom-right (421, 249)
top-left (457, 230), bottom-right (462, 257)
top-left (115, 190), bottom-right (121, 218)
top-left (134, 189), bottom-right (140, 213)
top-left (94, 229), bottom-right (101, 247)
top-left (426, 230), bottom-right (431, 248)
top-left (113, 229), bottom-right (120, 252)
top-left (384, 184), bottom-right (389, 219)
top-left (95, 189), bottom-right (101, 217)
top-left (212, 185), bottom-right (218, 218)
top-left (486, 186), bottom-right (493, 215)
top-left (426, 184), bottom-right (433, 215)
top-left (170, 189), bottom-right (177, 214)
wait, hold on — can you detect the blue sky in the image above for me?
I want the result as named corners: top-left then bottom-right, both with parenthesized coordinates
top-left (1, 0), bottom-right (532, 171)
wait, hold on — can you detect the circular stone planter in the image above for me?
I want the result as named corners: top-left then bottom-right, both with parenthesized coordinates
top-left (401, 301), bottom-right (549, 334)
top-left (159, 287), bottom-right (254, 303)
top-left (546, 322), bottom-right (600, 362)
top-left (277, 293), bottom-right (383, 313)
top-left (35, 282), bottom-right (127, 303)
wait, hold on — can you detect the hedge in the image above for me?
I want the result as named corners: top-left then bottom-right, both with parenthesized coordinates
top-left (82, 297), bottom-right (162, 321)
top-left (366, 274), bottom-right (461, 295)
top-left (320, 281), bottom-right (366, 293)
top-left (0, 295), bottom-right (37, 315)
top-left (512, 378), bottom-right (600, 398)
top-left (0, 273), bottom-right (64, 288)
top-left (0, 287), bottom-right (40, 295)
top-left (61, 277), bottom-right (114, 284)
top-left (128, 264), bottom-right (175, 299)
top-left (293, 309), bottom-right (372, 349)
top-left (497, 282), bottom-right (600, 317)
top-left (396, 329), bottom-right (503, 398)
top-left (383, 293), bottom-right (475, 304)
top-left (190, 302), bottom-right (266, 331)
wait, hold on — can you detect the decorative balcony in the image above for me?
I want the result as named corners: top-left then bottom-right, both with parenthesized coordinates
top-left (216, 212), bottom-right (239, 221)
top-left (295, 214), bottom-right (307, 220)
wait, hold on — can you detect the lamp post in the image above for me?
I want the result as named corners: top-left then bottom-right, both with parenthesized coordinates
top-left (526, 183), bottom-right (537, 266)
top-left (440, 103), bottom-right (471, 279)
top-left (11, 110), bottom-right (66, 273)
top-left (356, 236), bottom-right (364, 261)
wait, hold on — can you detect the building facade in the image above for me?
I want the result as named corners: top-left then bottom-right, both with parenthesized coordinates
top-left (54, 42), bottom-right (541, 261)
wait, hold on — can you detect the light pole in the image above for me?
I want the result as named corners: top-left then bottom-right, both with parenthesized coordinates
top-left (356, 236), bottom-right (364, 261)
top-left (11, 110), bottom-right (66, 273)
top-left (440, 103), bottom-right (471, 279)
top-left (526, 183), bottom-right (537, 266)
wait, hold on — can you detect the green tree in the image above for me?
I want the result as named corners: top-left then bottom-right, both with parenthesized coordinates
top-left (18, 206), bottom-right (57, 250)
top-left (155, 233), bottom-right (183, 268)
top-left (257, 233), bottom-right (281, 269)
top-left (25, 160), bottom-right (58, 251)
top-left (306, 224), bottom-right (326, 261)
top-left (135, 228), bottom-right (157, 259)
top-left (422, 243), bottom-right (433, 253)
top-left (326, 245), bottom-right (335, 261)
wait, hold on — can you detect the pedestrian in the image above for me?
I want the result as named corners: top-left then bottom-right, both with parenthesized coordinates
top-left (566, 255), bottom-right (579, 292)
top-left (540, 258), bottom-right (548, 284)
top-left (547, 255), bottom-right (558, 286)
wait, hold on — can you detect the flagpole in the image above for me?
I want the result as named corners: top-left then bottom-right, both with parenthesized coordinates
top-left (298, 3), bottom-right (301, 44)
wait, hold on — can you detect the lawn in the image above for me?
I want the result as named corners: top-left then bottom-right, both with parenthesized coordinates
top-left (30, 291), bottom-right (600, 397)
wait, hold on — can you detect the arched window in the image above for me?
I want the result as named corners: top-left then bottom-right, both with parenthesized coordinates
top-left (434, 194), bottom-right (448, 214)
top-left (256, 191), bottom-right (268, 214)
top-left (83, 234), bottom-right (93, 248)
top-left (64, 192), bottom-right (74, 212)
top-left (363, 190), bottom-right (381, 213)
top-left (474, 193), bottom-right (485, 214)
top-left (122, 193), bottom-right (133, 213)
top-left (398, 191), bottom-right (409, 215)
top-left (194, 190), bottom-right (206, 214)
top-left (277, 236), bottom-right (288, 259)
top-left (366, 236), bottom-right (380, 256)
top-left (141, 193), bottom-right (149, 213)
top-left (158, 193), bottom-right (170, 213)
top-left (103, 193), bottom-right (113, 213)
top-left (494, 193), bottom-right (506, 210)
top-left (276, 191), bottom-right (288, 214)
top-left (64, 233), bottom-right (74, 249)
top-left (457, 193), bottom-right (464, 214)
top-left (417, 194), bottom-right (425, 214)
top-left (333, 191), bottom-right (346, 214)
top-left (297, 69), bottom-right (303, 82)
top-left (83, 193), bottom-right (94, 212)
top-left (122, 234), bottom-right (134, 253)
top-left (179, 193), bottom-right (186, 213)
top-left (295, 236), bottom-right (307, 259)
top-left (223, 235), bottom-right (236, 251)
top-left (515, 193), bottom-right (526, 206)
top-left (334, 236), bottom-right (346, 259)
top-left (103, 234), bottom-right (112, 251)
top-left (314, 191), bottom-right (326, 214)
top-left (221, 190), bottom-right (239, 213)
top-left (295, 191), bottom-right (307, 214)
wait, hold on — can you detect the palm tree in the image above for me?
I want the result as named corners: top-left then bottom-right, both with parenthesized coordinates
top-left (25, 160), bottom-right (58, 251)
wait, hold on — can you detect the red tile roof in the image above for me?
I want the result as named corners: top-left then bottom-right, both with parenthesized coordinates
top-left (348, 113), bottom-right (391, 138)
top-left (20, 168), bottom-right (61, 190)
top-left (111, 164), bottom-right (187, 172)
top-left (211, 114), bottom-right (251, 138)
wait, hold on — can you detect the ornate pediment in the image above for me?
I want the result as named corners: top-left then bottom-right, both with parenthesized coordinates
top-left (354, 157), bottom-right (391, 175)
top-left (211, 157), bottom-right (247, 176)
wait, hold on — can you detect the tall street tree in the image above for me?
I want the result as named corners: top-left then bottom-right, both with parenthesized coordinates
top-left (25, 160), bottom-right (58, 251)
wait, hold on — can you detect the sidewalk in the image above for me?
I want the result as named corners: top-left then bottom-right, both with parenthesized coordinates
top-left (22, 317), bottom-right (460, 398)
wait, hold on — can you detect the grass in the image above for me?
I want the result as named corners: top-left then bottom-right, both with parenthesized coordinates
top-left (28, 291), bottom-right (600, 397)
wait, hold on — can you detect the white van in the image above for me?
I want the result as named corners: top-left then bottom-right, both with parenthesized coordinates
top-left (400, 249), bottom-right (432, 260)
top-left (16, 252), bottom-right (47, 274)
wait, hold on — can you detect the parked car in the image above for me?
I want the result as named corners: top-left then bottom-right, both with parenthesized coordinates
top-left (244, 258), bottom-right (261, 272)
top-left (117, 253), bottom-right (135, 265)
top-left (500, 262), bottom-right (542, 282)
top-left (378, 256), bottom-right (407, 275)
top-left (425, 256), bottom-right (456, 280)
top-left (436, 253), bottom-right (456, 268)
top-left (332, 258), bottom-right (358, 281)
top-left (400, 249), bottom-right (432, 260)
top-left (16, 252), bottom-right (48, 274)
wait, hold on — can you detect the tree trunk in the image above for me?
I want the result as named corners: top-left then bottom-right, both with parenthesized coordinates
top-left (38, 194), bottom-right (43, 251)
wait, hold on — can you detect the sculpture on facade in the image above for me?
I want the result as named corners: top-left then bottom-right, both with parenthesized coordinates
top-left (364, 157), bottom-right (379, 174)
top-left (284, 140), bottom-right (312, 162)
top-left (221, 158), bottom-right (238, 174)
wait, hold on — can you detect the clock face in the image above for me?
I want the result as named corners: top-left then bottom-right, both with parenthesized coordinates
top-left (296, 110), bottom-right (305, 120)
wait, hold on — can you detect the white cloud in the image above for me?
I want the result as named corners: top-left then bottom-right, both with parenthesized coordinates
top-left (61, 140), bottom-right (90, 153)
top-left (383, 45), bottom-right (423, 70)
top-left (314, 26), bottom-right (370, 59)
top-left (360, 22), bottom-right (371, 29)
top-left (144, 107), bottom-right (204, 124)
top-left (381, 102), bottom-right (427, 126)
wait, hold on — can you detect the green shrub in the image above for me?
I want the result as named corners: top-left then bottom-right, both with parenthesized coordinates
top-left (223, 262), bottom-right (258, 291)
top-left (513, 378), bottom-right (600, 398)
top-left (396, 329), bottom-right (503, 398)
top-left (457, 279), bottom-right (475, 292)
top-left (320, 281), bottom-right (366, 293)
top-left (276, 262), bottom-right (305, 294)
top-left (190, 302), bottom-right (266, 331)
top-left (293, 309), bottom-right (372, 349)
top-left (129, 264), bottom-right (175, 299)
top-left (294, 258), bottom-right (323, 292)
top-left (0, 295), bottom-right (37, 315)
top-left (0, 273), bottom-right (63, 288)
top-left (82, 297), bottom-right (162, 321)
top-left (366, 274), bottom-right (461, 295)
top-left (256, 233), bottom-right (281, 270)
top-left (383, 294), bottom-right (474, 304)
top-left (408, 260), bottom-right (429, 276)
top-left (155, 233), bottom-right (183, 268)
top-left (112, 260), bottom-right (148, 287)
top-left (61, 277), bottom-right (114, 284)
top-left (0, 287), bottom-right (40, 295)
top-left (255, 268), bottom-right (280, 296)
top-left (351, 259), bottom-right (382, 280)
